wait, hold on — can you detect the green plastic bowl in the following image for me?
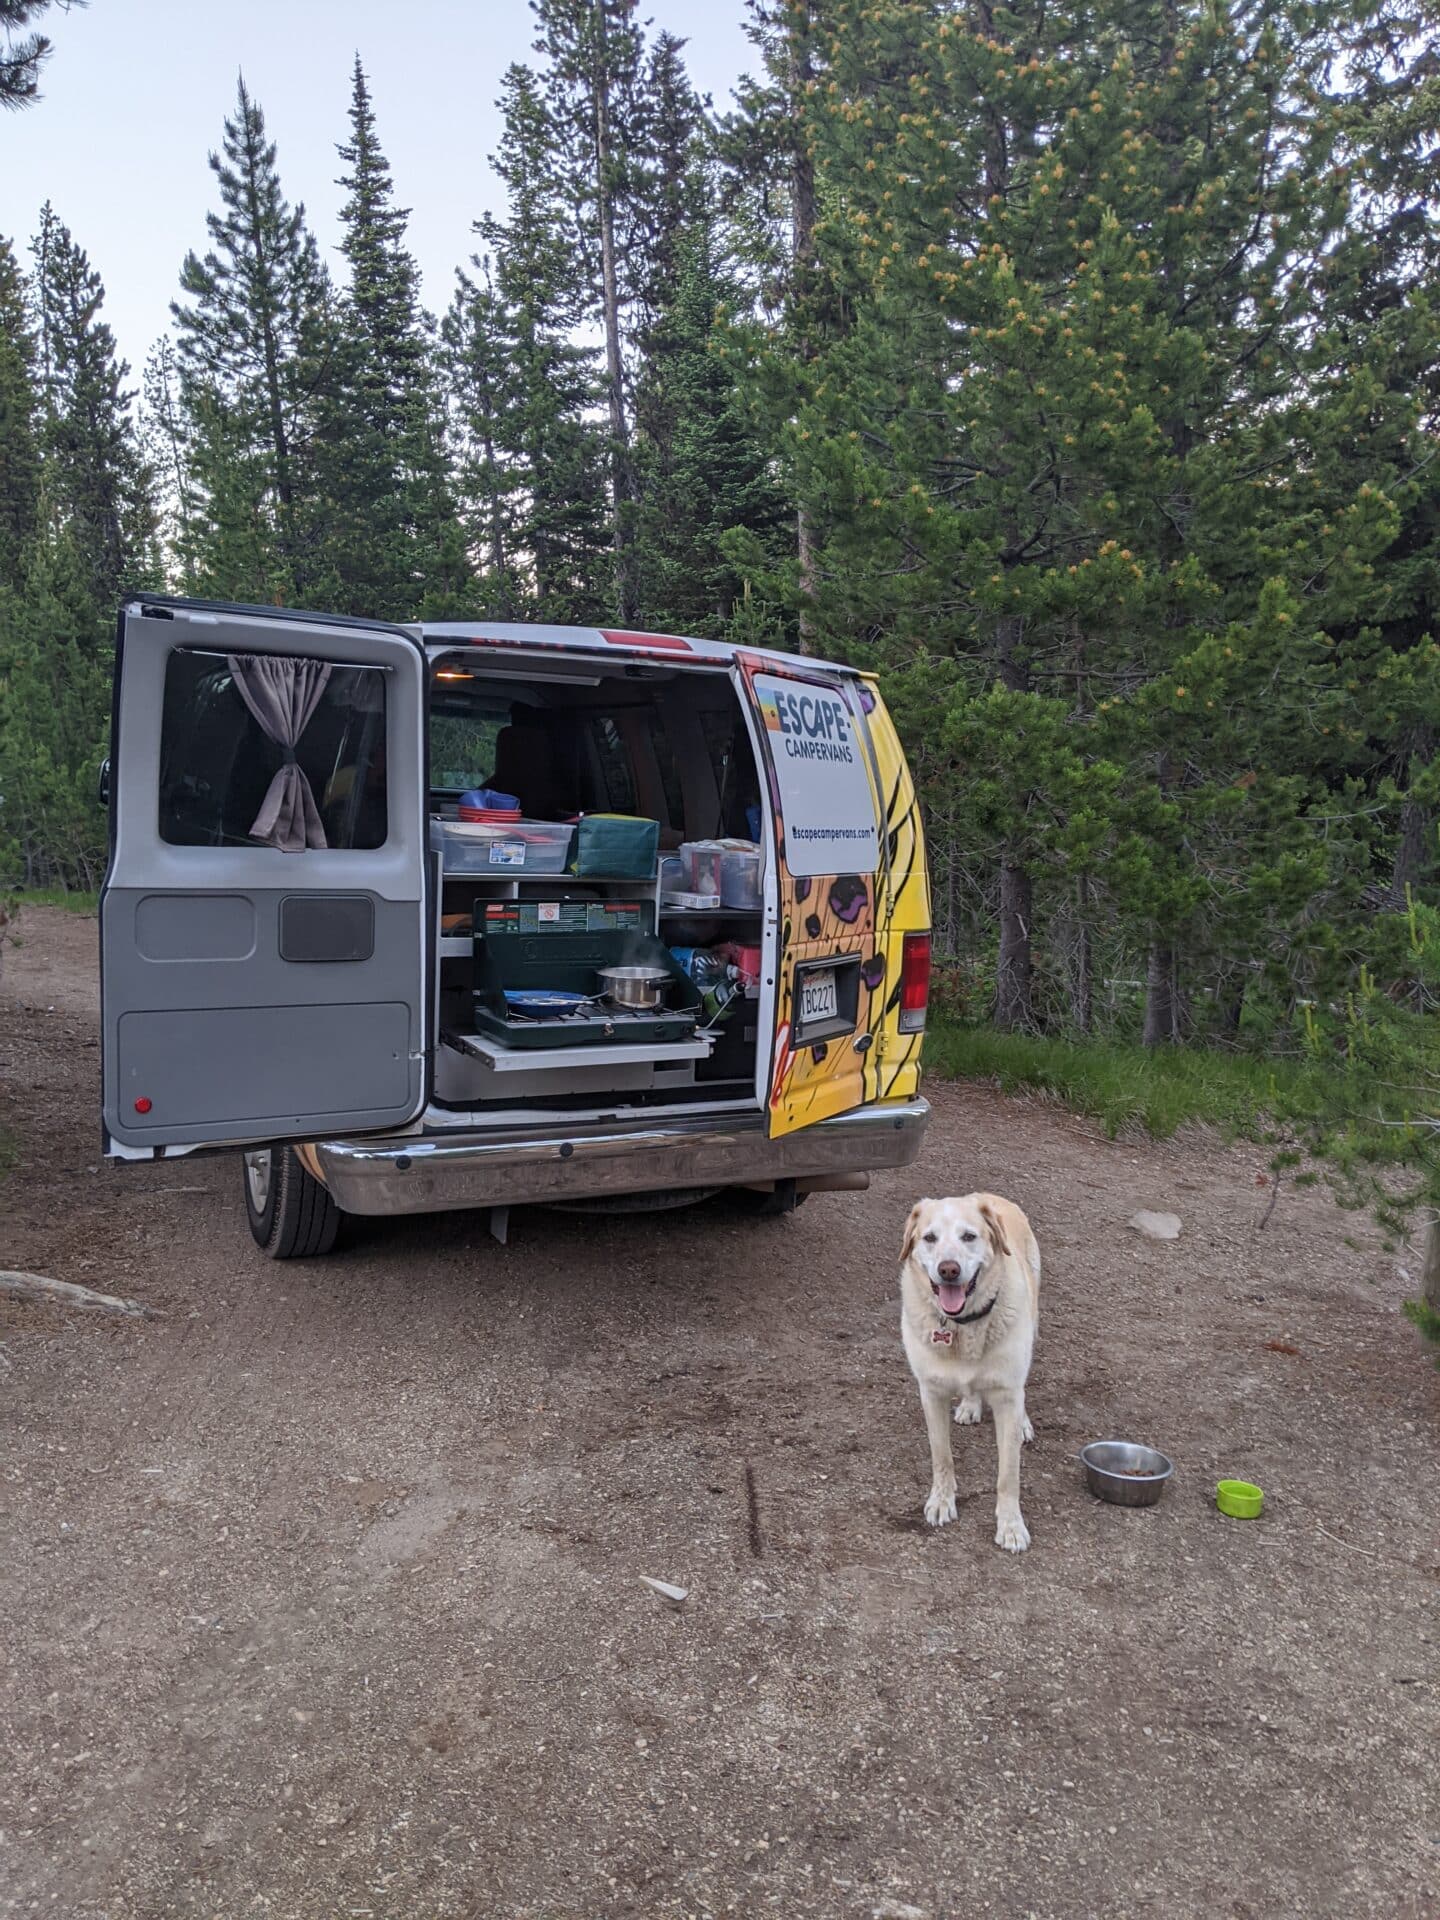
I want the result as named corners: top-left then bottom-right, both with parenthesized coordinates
top-left (1216, 1479), bottom-right (1264, 1519)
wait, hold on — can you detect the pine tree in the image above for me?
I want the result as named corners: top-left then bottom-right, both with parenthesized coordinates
top-left (746, 0), bottom-right (1416, 1037)
top-left (633, 214), bottom-right (787, 634)
top-left (0, 0), bottom-right (71, 109)
top-left (0, 233), bottom-right (41, 584)
top-left (722, 0), bottom-right (832, 645)
top-left (531, 0), bottom-right (658, 623)
top-left (0, 525), bottom-right (110, 890)
top-left (140, 335), bottom-right (195, 583)
top-left (441, 260), bottom-right (529, 616)
top-left (31, 203), bottom-right (156, 608)
top-left (173, 75), bottom-right (333, 600)
top-left (464, 61), bottom-right (611, 623)
top-left (315, 57), bottom-right (463, 619)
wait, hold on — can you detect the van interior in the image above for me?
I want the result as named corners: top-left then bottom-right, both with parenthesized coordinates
top-left (426, 648), bottom-right (771, 1122)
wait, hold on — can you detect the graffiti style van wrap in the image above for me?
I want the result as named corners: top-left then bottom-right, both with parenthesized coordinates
top-left (859, 677), bottom-right (929, 1110)
top-left (740, 658), bottom-right (929, 1139)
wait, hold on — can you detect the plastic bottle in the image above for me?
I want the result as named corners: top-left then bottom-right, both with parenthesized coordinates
top-left (671, 946), bottom-right (741, 1020)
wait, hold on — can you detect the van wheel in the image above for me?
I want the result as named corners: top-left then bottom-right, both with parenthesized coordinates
top-left (243, 1147), bottom-right (342, 1258)
top-left (732, 1181), bottom-right (809, 1218)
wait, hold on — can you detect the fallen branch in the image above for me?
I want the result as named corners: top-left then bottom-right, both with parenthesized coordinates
top-left (1257, 1169), bottom-right (1282, 1231)
top-left (0, 1270), bottom-right (160, 1318)
top-left (1317, 1524), bottom-right (1378, 1559)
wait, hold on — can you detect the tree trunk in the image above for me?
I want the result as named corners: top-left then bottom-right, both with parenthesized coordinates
top-left (1423, 1218), bottom-right (1440, 1315)
top-left (789, 5), bottom-right (817, 652)
top-left (1143, 944), bottom-right (1178, 1046)
top-left (993, 611), bottom-right (1034, 1031)
top-left (1072, 875), bottom-right (1093, 1035)
top-left (1391, 724), bottom-right (1435, 1007)
top-left (590, 2), bottom-right (639, 627)
top-left (995, 861), bottom-right (1033, 1032)
top-left (1220, 971), bottom-right (1246, 1040)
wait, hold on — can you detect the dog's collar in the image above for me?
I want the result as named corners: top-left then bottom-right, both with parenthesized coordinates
top-left (930, 1294), bottom-right (998, 1344)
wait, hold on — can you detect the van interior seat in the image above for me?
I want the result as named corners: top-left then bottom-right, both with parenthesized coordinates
top-left (491, 722), bottom-right (571, 818)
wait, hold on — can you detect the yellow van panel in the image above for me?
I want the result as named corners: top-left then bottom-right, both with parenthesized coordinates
top-left (860, 677), bottom-right (929, 1111)
top-left (744, 661), bottom-right (929, 1135)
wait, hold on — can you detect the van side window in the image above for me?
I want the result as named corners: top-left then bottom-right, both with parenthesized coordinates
top-left (700, 707), bottom-right (756, 838)
top-left (587, 715), bottom-right (637, 813)
top-left (584, 708), bottom-right (685, 830)
top-left (158, 648), bottom-right (388, 851)
top-left (647, 712), bottom-right (686, 831)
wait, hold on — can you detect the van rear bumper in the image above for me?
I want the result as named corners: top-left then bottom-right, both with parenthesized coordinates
top-left (309, 1096), bottom-right (928, 1217)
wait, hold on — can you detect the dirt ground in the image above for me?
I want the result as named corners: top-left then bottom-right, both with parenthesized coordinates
top-left (1, 905), bottom-right (1437, 1920)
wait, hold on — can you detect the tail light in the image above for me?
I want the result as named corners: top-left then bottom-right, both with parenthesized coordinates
top-left (899, 932), bottom-right (930, 1032)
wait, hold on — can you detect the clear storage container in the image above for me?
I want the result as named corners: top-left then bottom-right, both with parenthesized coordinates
top-left (680, 840), bottom-right (725, 898)
top-left (441, 820), bottom-right (572, 874)
top-left (720, 847), bottom-right (763, 910)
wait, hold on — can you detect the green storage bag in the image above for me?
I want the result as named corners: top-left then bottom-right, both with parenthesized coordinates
top-left (569, 813), bottom-right (660, 878)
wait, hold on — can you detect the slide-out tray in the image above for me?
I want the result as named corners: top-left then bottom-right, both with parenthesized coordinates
top-left (447, 1028), bottom-right (714, 1073)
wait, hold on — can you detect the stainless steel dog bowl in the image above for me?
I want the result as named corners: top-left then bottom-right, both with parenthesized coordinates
top-left (1080, 1440), bottom-right (1174, 1508)
top-left (596, 964), bottom-right (672, 1011)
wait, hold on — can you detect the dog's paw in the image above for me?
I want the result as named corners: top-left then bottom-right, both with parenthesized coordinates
top-left (995, 1507), bottom-right (1031, 1553)
top-left (954, 1397), bottom-right (982, 1427)
top-left (925, 1484), bottom-right (958, 1528)
top-left (1021, 1413), bottom-right (1035, 1445)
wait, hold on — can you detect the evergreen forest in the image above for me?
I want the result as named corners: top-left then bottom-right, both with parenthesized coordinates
top-left (2, 0), bottom-right (1437, 1083)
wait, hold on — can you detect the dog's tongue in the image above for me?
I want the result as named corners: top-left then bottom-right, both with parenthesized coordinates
top-left (937, 1281), bottom-right (968, 1316)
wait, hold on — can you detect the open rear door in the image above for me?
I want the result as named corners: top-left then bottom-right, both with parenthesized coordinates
top-left (101, 600), bottom-right (429, 1156)
top-left (734, 658), bottom-right (884, 1139)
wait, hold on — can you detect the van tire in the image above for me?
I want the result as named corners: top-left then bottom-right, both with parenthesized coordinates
top-left (243, 1147), bottom-right (342, 1259)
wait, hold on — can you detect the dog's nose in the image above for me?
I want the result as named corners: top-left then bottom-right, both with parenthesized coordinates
top-left (937, 1260), bottom-right (961, 1282)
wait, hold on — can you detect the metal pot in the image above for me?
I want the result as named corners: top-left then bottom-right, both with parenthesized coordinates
top-left (596, 964), bottom-right (672, 1012)
top-left (1078, 1440), bottom-right (1174, 1508)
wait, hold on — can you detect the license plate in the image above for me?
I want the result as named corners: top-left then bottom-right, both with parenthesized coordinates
top-left (799, 969), bottom-right (839, 1026)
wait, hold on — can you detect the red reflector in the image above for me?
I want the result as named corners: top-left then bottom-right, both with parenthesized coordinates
top-left (134, 1097), bottom-right (152, 1114)
top-left (899, 933), bottom-right (930, 1033)
top-left (599, 627), bottom-right (693, 653)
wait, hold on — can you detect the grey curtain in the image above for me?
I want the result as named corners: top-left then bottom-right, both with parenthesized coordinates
top-left (227, 654), bottom-right (333, 852)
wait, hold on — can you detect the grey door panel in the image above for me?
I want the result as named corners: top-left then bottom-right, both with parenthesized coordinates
top-left (134, 893), bottom-right (257, 962)
top-left (278, 895), bottom-right (375, 964)
top-left (101, 601), bottom-right (428, 1154)
top-left (116, 1004), bottom-right (412, 1135)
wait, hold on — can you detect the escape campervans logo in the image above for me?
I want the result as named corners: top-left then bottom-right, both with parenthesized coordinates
top-left (760, 686), bottom-right (857, 766)
top-left (753, 672), bottom-right (880, 878)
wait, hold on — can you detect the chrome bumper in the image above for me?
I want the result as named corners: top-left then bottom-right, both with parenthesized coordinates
top-left (310, 1097), bottom-right (928, 1217)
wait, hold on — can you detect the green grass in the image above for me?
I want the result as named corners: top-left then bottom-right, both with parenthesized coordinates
top-left (7, 886), bottom-right (100, 915)
top-left (925, 1020), bottom-right (1311, 1141)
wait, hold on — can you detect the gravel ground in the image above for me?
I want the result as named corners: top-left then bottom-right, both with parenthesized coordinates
top-left (1, 905), bottom-right (1437, 1919)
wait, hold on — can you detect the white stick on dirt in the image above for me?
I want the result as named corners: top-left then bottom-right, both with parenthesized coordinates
top-left (0, 1271), bottom-right (159, 1318)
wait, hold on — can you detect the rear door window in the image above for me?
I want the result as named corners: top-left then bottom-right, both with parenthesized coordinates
top-left (158, 648), bottom-right (388, 851)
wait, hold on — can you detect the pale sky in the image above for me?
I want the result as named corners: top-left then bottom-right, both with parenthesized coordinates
top-left (1, 0), bottom-right (755, 386)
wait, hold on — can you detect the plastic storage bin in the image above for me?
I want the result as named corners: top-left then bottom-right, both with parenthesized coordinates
top-left (720, 847), bottom-right (763, 910)
top-left (441, 820), bottom-right (573, 874)
top-left (680, 841), bottom-right (725, 898)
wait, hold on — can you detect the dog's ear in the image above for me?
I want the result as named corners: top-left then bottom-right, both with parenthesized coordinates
top-left (979, 1199), bottom-right (1011, 1260)
top-left (900, 1200), bottom-right (929, 1266)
